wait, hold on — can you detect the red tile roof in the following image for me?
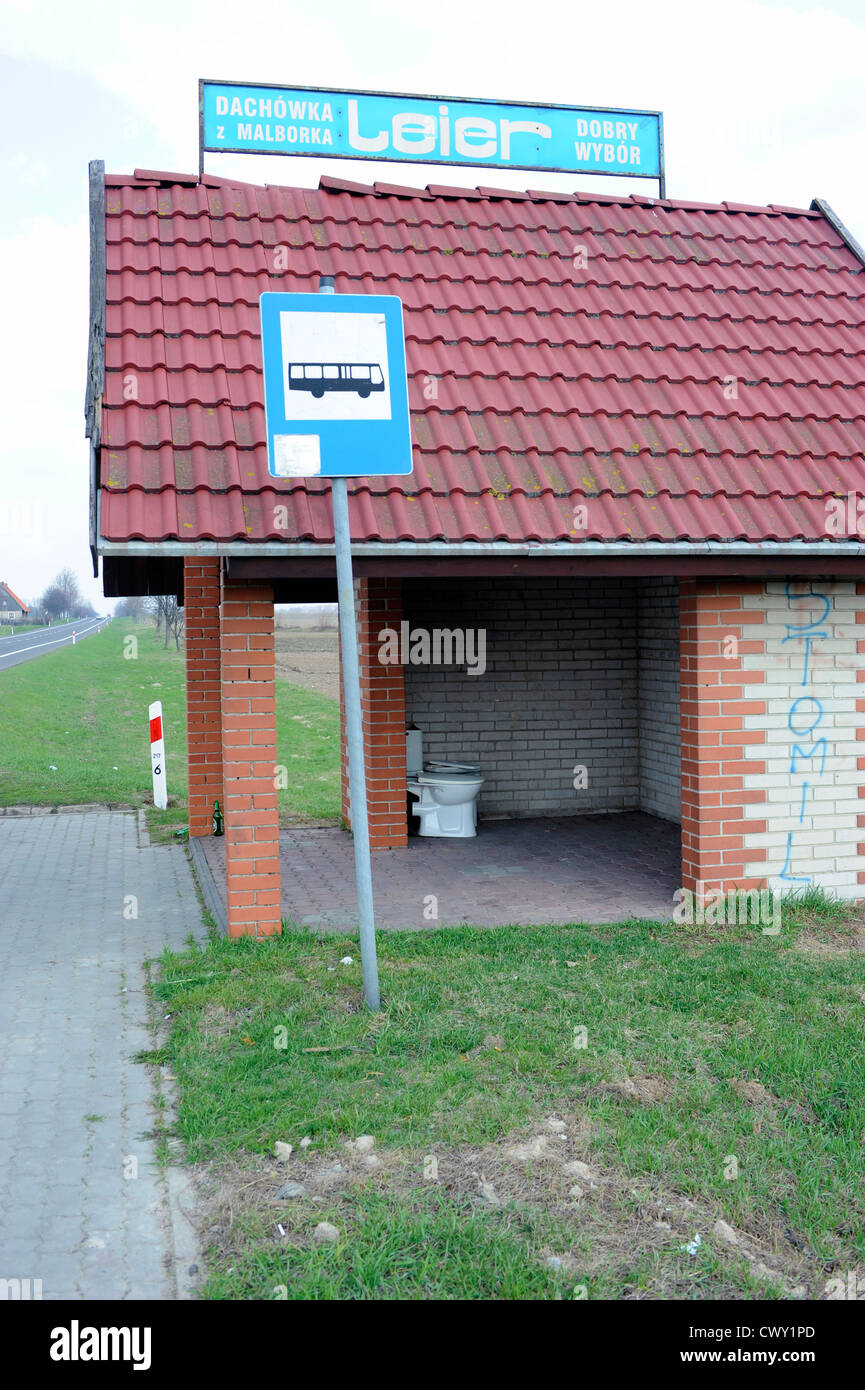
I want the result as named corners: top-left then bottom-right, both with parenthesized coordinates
top-left (0, 583), bottom-right (29, 612)
top-left (95, 169), bottom-right (865, 547)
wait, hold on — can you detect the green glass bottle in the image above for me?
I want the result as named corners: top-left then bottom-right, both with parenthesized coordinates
top-left (212, 800), bottom-right (224, 836)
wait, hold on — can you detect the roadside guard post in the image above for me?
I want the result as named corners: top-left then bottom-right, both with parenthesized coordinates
top-left (259, 279), bottom-right (414, 1010)
top-left (149, 700), bottom-right (167, 810)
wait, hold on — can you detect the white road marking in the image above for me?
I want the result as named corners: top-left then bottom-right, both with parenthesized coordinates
top-left (0, 618), bottom-right (107, 659)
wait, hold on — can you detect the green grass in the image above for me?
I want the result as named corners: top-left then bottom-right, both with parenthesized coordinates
top-left (0, 621), bottom-right (340, 825)
top-left (0, 622), bottom-right (187, 808)
top-left (6, 614), bottom-right (865, 1297)
top-left (275, 677), bottom-right (340, 822)
top-left (153, 916), bottom-right (865, 1299)
top-left (206, 1188), bottom-right (581, 1301)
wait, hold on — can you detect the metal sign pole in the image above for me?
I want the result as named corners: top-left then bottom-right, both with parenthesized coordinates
top-left (332, 474), bottom-right (381, 1011)
top-left (318, 276), bottom-right (381, 1011)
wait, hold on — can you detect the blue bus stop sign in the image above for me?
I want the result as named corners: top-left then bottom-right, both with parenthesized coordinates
top-left (260, 292), bottom-right (413, 478)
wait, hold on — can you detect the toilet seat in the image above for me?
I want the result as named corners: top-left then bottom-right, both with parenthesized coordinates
top-left (423, 760), bottom-right (480, 777)
top-left (416, 770), bottom-right (481, 786)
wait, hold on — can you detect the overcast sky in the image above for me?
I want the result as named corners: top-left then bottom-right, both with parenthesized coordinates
top-left (2, 0), bottom-right (864, 612)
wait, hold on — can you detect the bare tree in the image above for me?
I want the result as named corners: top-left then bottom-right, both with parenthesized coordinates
top-left (142, 596), bottom-right (163, 635)
top-left (141, 595), bottom-right (183, 649)
top-left (40, 584), bottom-right (68, 620)
top-left (54, 568), bottom-right (81, 614)
top-left (162, 595), bottom-right (184, 650)
top-left (39, 569), bottom-right (86, 622)
top-left (115, 596), bottom-right (146, 620)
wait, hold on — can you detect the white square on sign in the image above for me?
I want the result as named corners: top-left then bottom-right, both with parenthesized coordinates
top-left (280, 311), bottom-right (392, 421)
top-left (274, 434), bottom-right (322, 476)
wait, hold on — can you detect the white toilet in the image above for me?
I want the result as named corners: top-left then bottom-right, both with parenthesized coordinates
top-left (406, 730), bottom-right (483, 838)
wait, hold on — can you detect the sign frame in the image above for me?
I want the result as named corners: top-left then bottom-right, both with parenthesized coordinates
top-left (199, 78), bottom-right (665, 196)
top-left (259, 290), bottom-right (414, 479)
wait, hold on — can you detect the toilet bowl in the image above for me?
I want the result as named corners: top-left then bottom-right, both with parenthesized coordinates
top-left (406, 756), bottom-right (484, 838)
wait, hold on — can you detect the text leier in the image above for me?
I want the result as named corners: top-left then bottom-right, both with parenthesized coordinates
top-left (214, 96), bottom-right (644, 166)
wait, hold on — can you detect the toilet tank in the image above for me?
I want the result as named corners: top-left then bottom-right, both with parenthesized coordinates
top-left (406, 729), bottom-right (423, 776)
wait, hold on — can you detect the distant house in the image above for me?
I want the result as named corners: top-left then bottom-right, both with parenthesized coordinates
top-left (0, 583), bottom-right (30, 622)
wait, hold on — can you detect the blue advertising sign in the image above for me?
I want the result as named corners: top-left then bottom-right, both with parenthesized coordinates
top-left (201, 80), bottom-right (663, 181)
top-left (260, 293), bottom-right (413, 479)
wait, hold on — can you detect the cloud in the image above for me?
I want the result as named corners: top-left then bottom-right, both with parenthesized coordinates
top-left (2, 151), bottom-right (50, 185)
top-left (0, 212), bottom-right (98, 606)
top-left (2, 1), bottom-right (864, 238)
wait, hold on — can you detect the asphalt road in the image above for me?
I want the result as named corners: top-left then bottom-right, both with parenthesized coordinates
top-left (0, 616), bottom-right (110, 673)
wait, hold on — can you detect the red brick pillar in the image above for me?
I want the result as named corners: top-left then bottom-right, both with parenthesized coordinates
top-left (679, 579), bottom-right (768, 900)
top-left (184, 557), bottom-right (223, 837)
top-left (220, 580), bottom-right (282, 937)
top-left (340, 577), bottom-right (407, 850)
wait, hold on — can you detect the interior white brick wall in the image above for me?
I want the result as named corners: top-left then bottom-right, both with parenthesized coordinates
top-left (739, 579), bottom-right (865, 898)
top-left (401, 577), bottom-right (679, 821)
top-left (638, 580), bottom-right (681, 822)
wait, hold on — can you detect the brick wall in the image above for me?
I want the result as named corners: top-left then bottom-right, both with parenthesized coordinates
top-left (638, 580), bottom-right (681, 822)
top-left (184, 557), bottom-right (223, 837)
top-left (402, 577), bottom-right (642, 817)
top-left (679, 579), bottom-right (768, 896)
top-left (219, 580), bottom-right (282, 936)
top-left (681, 577), bottom-right (865, 901)
top-left (738, 580), bottom-right (865, 898)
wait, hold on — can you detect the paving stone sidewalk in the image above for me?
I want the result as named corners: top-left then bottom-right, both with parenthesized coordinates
top-left (0, 808), bottom-right (207, 1300)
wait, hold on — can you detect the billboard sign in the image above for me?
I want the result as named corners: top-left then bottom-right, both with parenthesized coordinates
top-left (260, 292), bottom-right (413, 478)
top-left (201, 80), bottom-right (663, 182)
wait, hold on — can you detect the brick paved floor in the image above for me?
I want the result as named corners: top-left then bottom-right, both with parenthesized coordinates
top-left (0, 809), bottom-right (207, 1300)
top-left (198, 812), bottom-right (680, 931)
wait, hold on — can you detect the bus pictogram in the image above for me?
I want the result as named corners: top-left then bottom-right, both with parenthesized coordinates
top-left (288, 361), bottom-right (385, 399)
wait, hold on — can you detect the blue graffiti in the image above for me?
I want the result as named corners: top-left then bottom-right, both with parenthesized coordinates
top-left (778, 584), bottom-right (830, 885)
top-left (790, 739), bottom-right (828, 777)
top-left (779, 831), bottom-right (813, 883)
top-left (788, 696), bottom-right (824, 737)
top-left (782, 582), bottom-right (831, 631)
top-left (793, 634), bottom-right (827, 686)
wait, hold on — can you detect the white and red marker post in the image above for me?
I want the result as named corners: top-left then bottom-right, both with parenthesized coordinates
top-left (148, 700), bottom-right (167, 810)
